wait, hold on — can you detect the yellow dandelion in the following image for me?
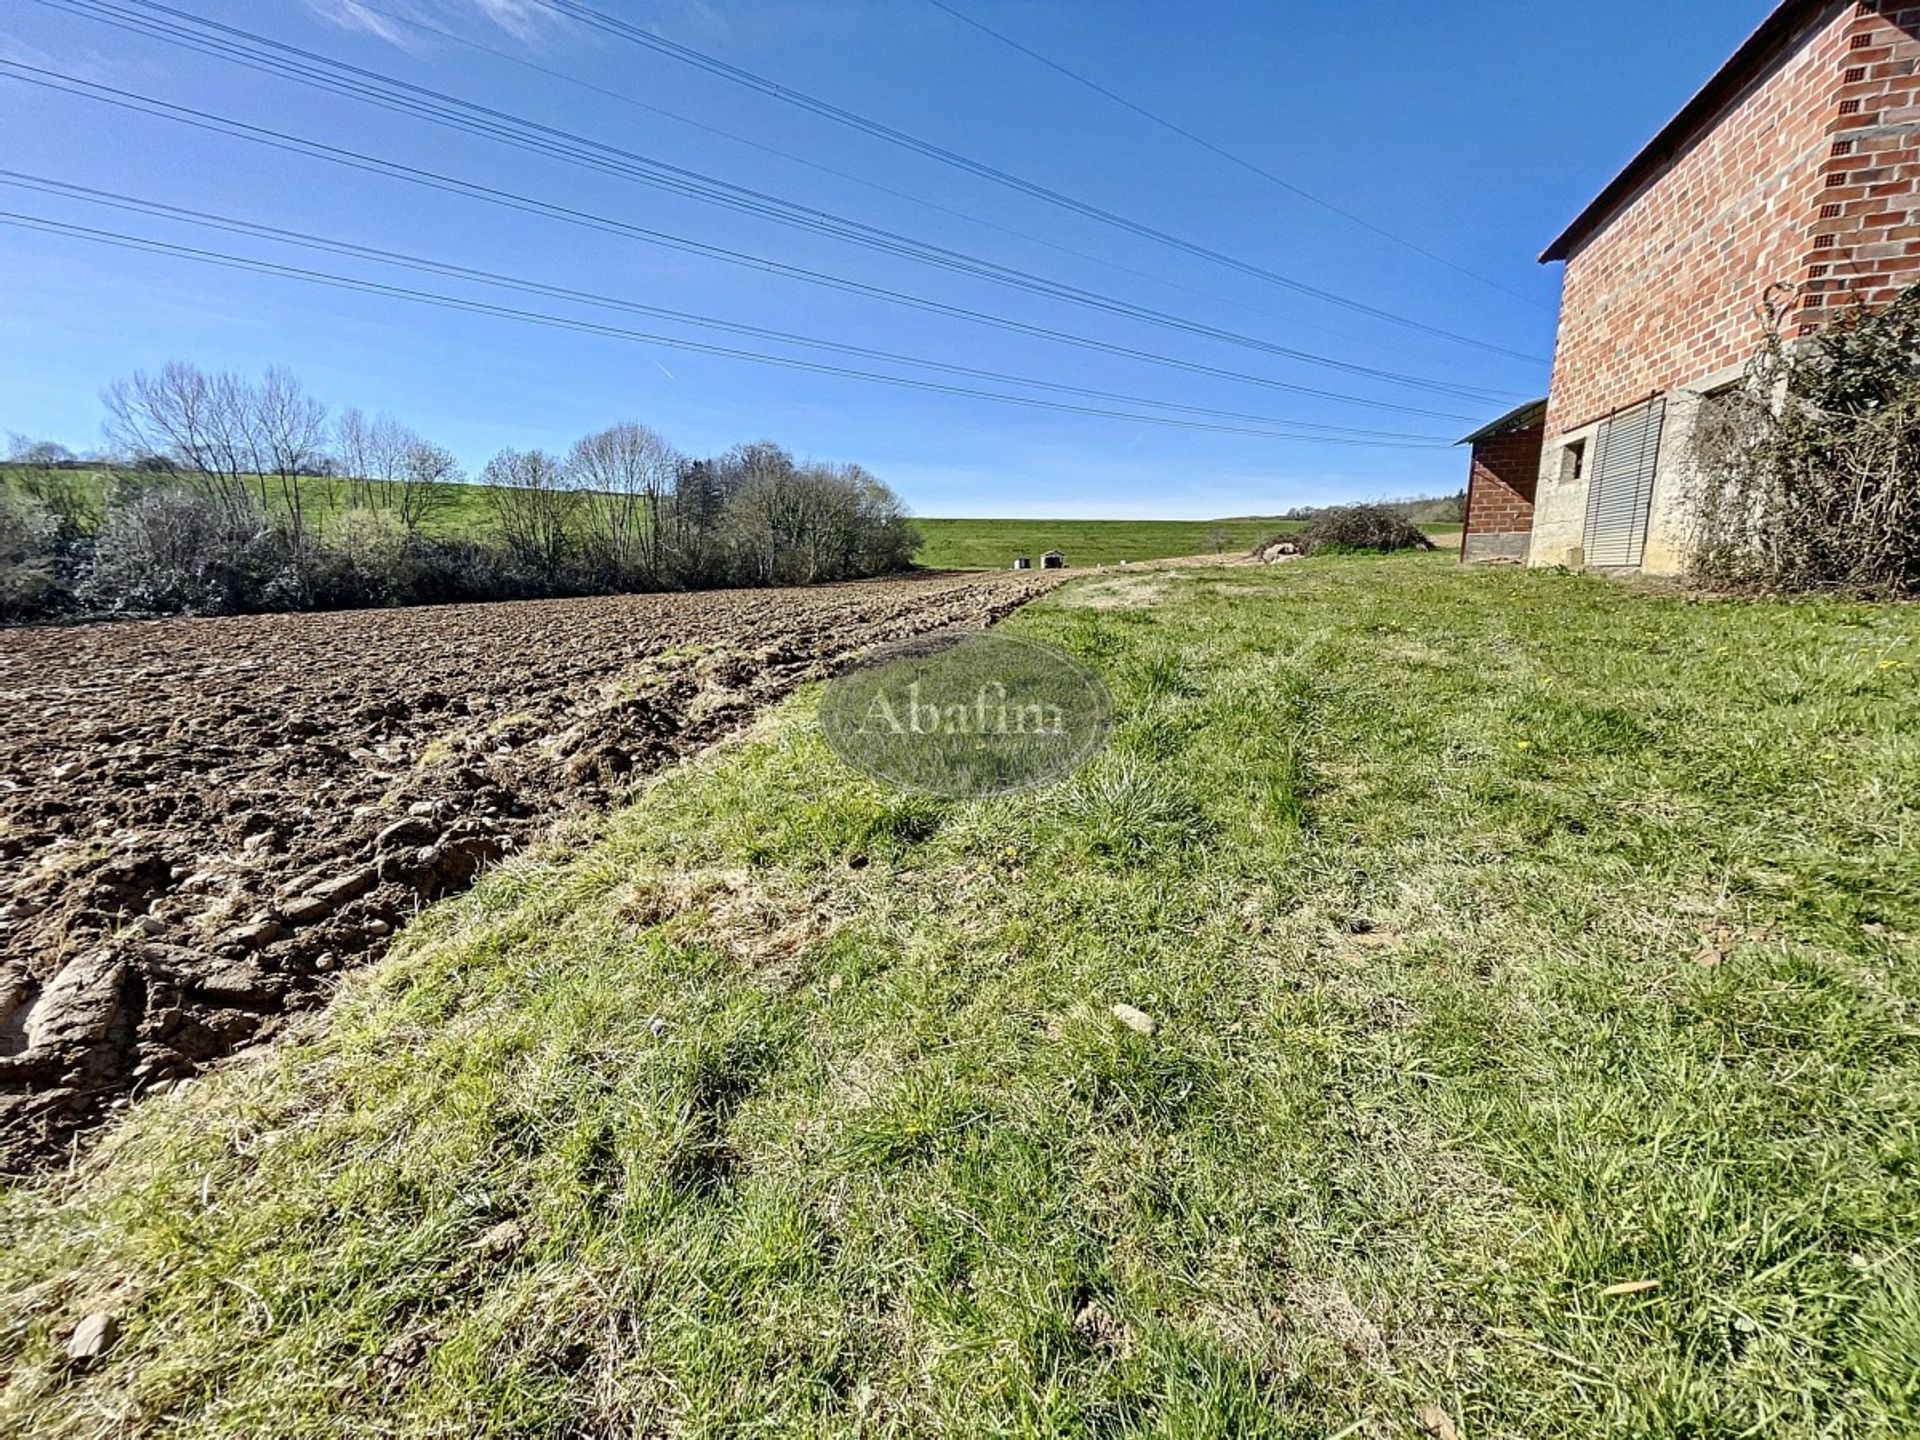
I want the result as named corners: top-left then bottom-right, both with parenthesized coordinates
top-left (1515, 740), bottom-right (1532, 751)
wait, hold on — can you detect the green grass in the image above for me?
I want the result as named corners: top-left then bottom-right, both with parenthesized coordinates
top-left (911, 517), bottom-right (1298, 569)
top-left (4, 557), bottom-right (1919, 1437)
top-left (1, 465), bottom-right (498, 539)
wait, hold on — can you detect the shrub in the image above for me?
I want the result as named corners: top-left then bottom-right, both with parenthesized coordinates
top-left (0, 488), bottom-right (59, 618)
top-left (404, 536), bottom-right (540, 606)
top-left (85, 486), bottom-right (279, 615)
top-left (1277, 505), bottom-right (1437, 557)
top-left (318, 507), bottom-right (415, 607)
top-left (1691, 285), bottom-right (1920, 595)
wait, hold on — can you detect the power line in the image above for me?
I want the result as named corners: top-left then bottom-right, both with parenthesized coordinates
top-left (0, 171), bottom-right (1457, 442)
top-left (0, 210), bottom-right (1460, 448)
top-left (0, 59), bottom-right (1498, 421)
top-left (923, 0), bottom-right (1554, 313)
top-left (341, 0), bottom-right (1384, 353)
top-left (35, 0), bottom-right (1533, 392)
top-left (460, 0), bottom-right (1555, 364)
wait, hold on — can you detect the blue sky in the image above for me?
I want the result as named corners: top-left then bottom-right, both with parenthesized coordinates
top-left (3, 0), bottom-right (1774, 518)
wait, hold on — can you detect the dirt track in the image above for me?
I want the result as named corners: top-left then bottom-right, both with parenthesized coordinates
top-left (0, 571), bottom-right (1063, 1170)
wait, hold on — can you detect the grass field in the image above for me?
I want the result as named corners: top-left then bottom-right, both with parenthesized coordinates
top-left (911, 517), bottom-right (1297, 569)
top-left (2, 554), bottom-right (1916, 1436)
top-left (916, 519), bottom-right (1465, 571)
top-left (0, 464), bottom-right (498, 539)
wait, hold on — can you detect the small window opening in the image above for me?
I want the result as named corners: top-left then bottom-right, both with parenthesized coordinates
top-left (1562, 440), bottom-right (1587, 483)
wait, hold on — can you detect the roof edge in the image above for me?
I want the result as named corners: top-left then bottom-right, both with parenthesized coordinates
top-left (1540, 0), bottom-right (1829, 264)
top-left (1458, 398), bottom-right (1549, 447)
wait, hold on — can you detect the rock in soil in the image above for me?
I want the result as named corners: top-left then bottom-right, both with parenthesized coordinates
top-left (66, 1311), bottom-right (118, 1365)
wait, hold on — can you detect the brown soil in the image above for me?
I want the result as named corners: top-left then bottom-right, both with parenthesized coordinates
top-left (0, 570), bottom-right (1062, 1172)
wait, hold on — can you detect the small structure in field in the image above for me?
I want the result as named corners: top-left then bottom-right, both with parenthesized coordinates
top-left (1012, 556), bottom-right (1032, 571)
top-left (1041, 550), bottom-right (1066, 570)
top-left (1458, 398), bottom-right (1547, 565)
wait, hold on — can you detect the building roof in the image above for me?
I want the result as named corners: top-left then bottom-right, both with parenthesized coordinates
top-left (1458, 398), bottom-right (1548, 446)
top-left (1540, 0), bottom-right (1824, 263)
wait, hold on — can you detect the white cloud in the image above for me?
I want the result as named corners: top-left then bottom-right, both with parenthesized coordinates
top-left (304, 0), bottom-right (745, 54)
top-left (465, 0), bottom-right (554, 44)
top-left (302, 0), bottom-right (427, 49)
top-left (0, 31), bottom-right (58, 68)
top-left (304, 0), bottom-right (584, 50)
top-left (0, 28), bottom-right (148, 84)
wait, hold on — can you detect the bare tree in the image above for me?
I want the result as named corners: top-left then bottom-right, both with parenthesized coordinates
top-left (102, 362), bottom-right (330, 581)
top-left (715, 447), bottom-right (918, 585)
top-left (248, 366), bottom-right (331, 566)
top-left (396, 439), bottom-right (459, 536)
top-left (6, 435), bottom-right (76, 466)
top-left (566, 421), bottom-right (678, 588)
top-left (335, 407), bottom-right (407, 510)
top-left (717, 442), bottom-right (806, 585)
top-left (840, 462), bottom-right (920, 576)
top-left (103, 362), bottom-right (257, 523)
top-left (336, 409), bottom-right (459, 536)
top-left (481, 447), bottom-right (576, 580)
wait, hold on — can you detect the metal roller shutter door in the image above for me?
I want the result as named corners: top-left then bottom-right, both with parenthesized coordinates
top-left (1582, 397), bottom-right (1666, 568)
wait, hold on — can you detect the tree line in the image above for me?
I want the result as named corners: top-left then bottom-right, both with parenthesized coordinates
top-left (0, 362), bottom-right (921, 620)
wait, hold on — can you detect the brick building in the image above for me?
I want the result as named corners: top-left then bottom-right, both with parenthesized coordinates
top-left (1462, 0), bottom-right (1920, 572)
top-left (1458, 399), bottom-right (1546, 562)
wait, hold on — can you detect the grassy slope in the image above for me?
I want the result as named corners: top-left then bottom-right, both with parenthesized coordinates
top-left (3, 559), bottom-right (1918, 1437)
top-left (911, 518), bottom-right (1296, 569)
top-left (0, 465), bottom-right (499, 539)
top-left (915, 519), bottom-right (1463, 571)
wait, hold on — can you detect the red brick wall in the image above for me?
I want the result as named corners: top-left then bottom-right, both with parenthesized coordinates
top-left (1464, 423), bottom-right (1544, 536)
top-left (1804, 5), bottom-right (1920, 315)
top-left (1545, 1), bottom-right (1920, 439)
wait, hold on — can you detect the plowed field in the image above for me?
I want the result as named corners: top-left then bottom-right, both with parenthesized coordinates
top-left (0, 571), bottom-right (1061, 1169)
